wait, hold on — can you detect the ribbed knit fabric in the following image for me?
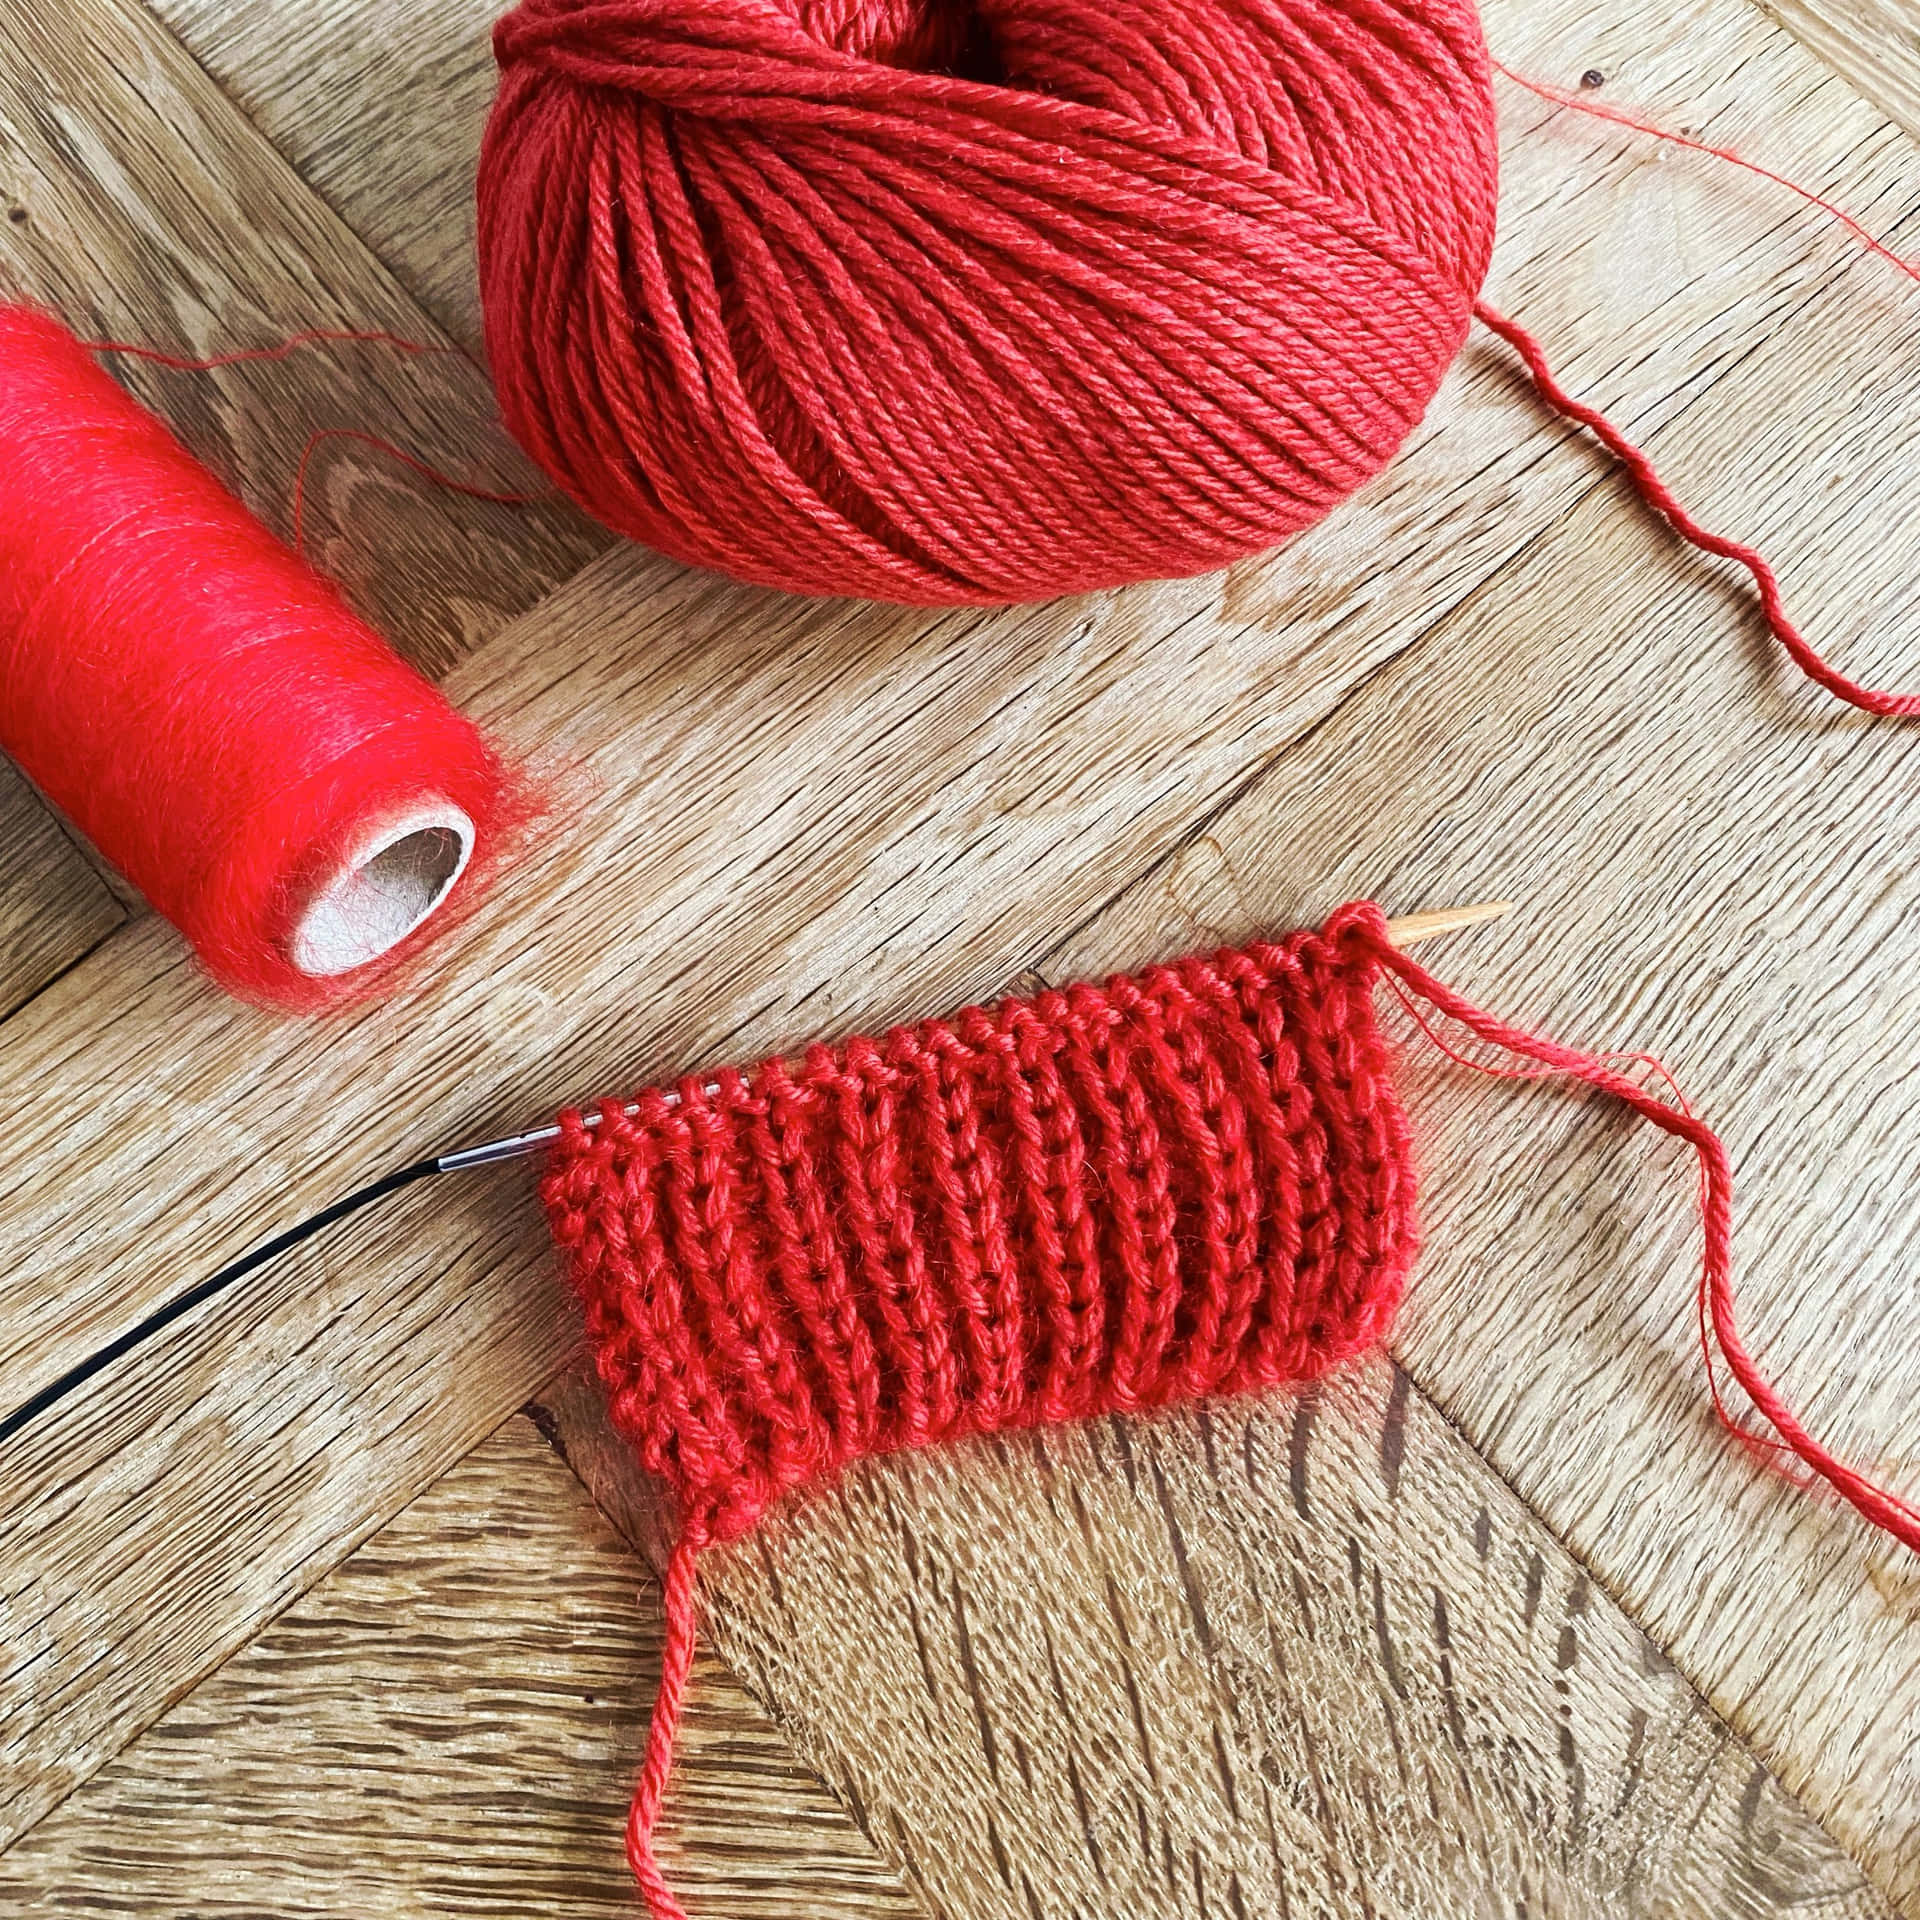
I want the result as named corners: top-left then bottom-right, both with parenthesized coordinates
top-left (542, 900), bottom-right (1419, 1551)
top-left (540, 899), bottom-right (1920, 1916)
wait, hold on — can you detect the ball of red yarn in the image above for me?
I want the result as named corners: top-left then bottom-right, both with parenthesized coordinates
top-left (478, 0), bottom-right (1498, 603)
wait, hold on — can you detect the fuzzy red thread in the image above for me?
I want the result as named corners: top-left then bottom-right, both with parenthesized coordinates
top-left (0, 305), bottom-right (508, 1008)
top-left (543, 901), bottom-right (1918, 1916)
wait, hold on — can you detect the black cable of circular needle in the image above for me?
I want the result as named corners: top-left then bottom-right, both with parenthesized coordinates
top-left (0, 1155), bottom-right (444, 1450)
top-left (0, 1109), bottom-right (605, 1451)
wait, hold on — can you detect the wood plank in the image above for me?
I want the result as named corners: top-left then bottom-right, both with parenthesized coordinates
top-left (1, 0), bottom-right (1910, 1865)
top-left (534, 1352), bottom-right (1885, 1919)
top-left (0, 1415), bottom-right (920, 1918)
top-left (141, 0), bottom-right (502, 351)
top-left (0, 759), bottom-right (122, 1021)
top-left (1750, 0), bottom-right (1920, 141)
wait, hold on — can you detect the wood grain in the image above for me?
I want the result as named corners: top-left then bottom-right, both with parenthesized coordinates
top-left (143, 0), bottom-right (503, 351)
top-left (0, 758), bottom-right (122, 1021)
top-left (1752, 0), bottom-right (1920, 140)
top-left (0, 1415), bottom-right (920, 1918)
top-left (3, 0), bottom-right (1915, 1893)
top-left (533, 1349), bottom-right (1887, 1919)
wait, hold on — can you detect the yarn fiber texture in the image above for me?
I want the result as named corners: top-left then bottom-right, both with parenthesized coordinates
top-left (479, 0), bottom-right (1499, 603)
top-left (540, 900), bottom-right (1920, 1917)
top-left (542, 902), bottom-right (1420, 1548)
top-left (0, 305), bottom-right (505, 1008)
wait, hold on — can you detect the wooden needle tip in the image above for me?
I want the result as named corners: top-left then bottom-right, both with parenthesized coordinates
top-left (1383, 900), bottom-right (1515, 948)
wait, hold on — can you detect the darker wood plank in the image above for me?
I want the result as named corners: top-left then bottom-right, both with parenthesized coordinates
top-left (532, 1352), bottom-right (1887, 1920)
top-left (0, 760), bottom-right (122, 1021)
top-left (0, 1414), bottom-right (923, 1919)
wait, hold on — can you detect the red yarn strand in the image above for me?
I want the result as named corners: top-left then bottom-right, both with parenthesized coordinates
top-left (1482, 63), bottom-right (1919, 714)
top-left (83, 325), bottom-right (466, 370)
top-left (1381, 974), bottom-right (1794, 1463)
top-left (1476, 299), bottom-right (1919, 716)
top-left (290, 427), bottom-right (545, 557)
top-left (627, 1532), bottom-right (703, 1920)
top-left (79, 320), bottom-right (545, 562)
top-left (1491, 60), bottom-right (1920, 292)
top-left (1363, 921), bottom-right (1920, 1549)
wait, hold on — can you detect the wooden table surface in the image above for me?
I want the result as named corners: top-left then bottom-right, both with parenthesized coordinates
top-left (1, 0), bottom-right (1917, 1913)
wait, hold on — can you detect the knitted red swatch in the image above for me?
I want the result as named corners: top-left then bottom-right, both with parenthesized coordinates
top-left (540, 900), bottom-right (1919, 1917)
top-left (543, 901), bottom-right (1416, 1912)
top-left (545, 901), bottom-right (1418, 1549)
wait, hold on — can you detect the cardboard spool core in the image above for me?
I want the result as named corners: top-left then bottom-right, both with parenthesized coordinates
top-left (288, 801), bottom-right (476, 977)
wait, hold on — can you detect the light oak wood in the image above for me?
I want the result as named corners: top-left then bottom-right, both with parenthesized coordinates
top-left (3, 0), bottom-right (1917, 1907)
top-left (418, 901), bottom-right (1508, 1144)
top-left (535, 1350), bottom-right (1887, 1919)
top-left (0, 1415), bottom-right (920, 1918)
top-left (144, 0), bottom-right (503, 353)
top-left (0, 758), bottom-right (122, 1021)
top-left (1750, 0), bottom-right (1920, 139)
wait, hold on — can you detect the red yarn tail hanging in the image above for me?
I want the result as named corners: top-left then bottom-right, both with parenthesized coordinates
top-left (1356, 920), bottom-right (1920, 1550)
top-left (627, 1535), bottom-right (703, 1920)
top-left (1484, 65), bottom-right (1920, 717)
top-left (81, 329), bottom-right (546, 560)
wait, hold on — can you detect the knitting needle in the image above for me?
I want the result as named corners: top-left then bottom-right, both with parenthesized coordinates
top-left (1379, 898), bottom-right (1512, 944)
top-left (0, 901), bottom-right (1510, 1450)
top-left (437, 900), bottom-right (1516, 1172)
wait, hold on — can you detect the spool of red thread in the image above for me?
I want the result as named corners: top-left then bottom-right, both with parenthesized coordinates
top-left (0, 305), bottom-right (505, 1008)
